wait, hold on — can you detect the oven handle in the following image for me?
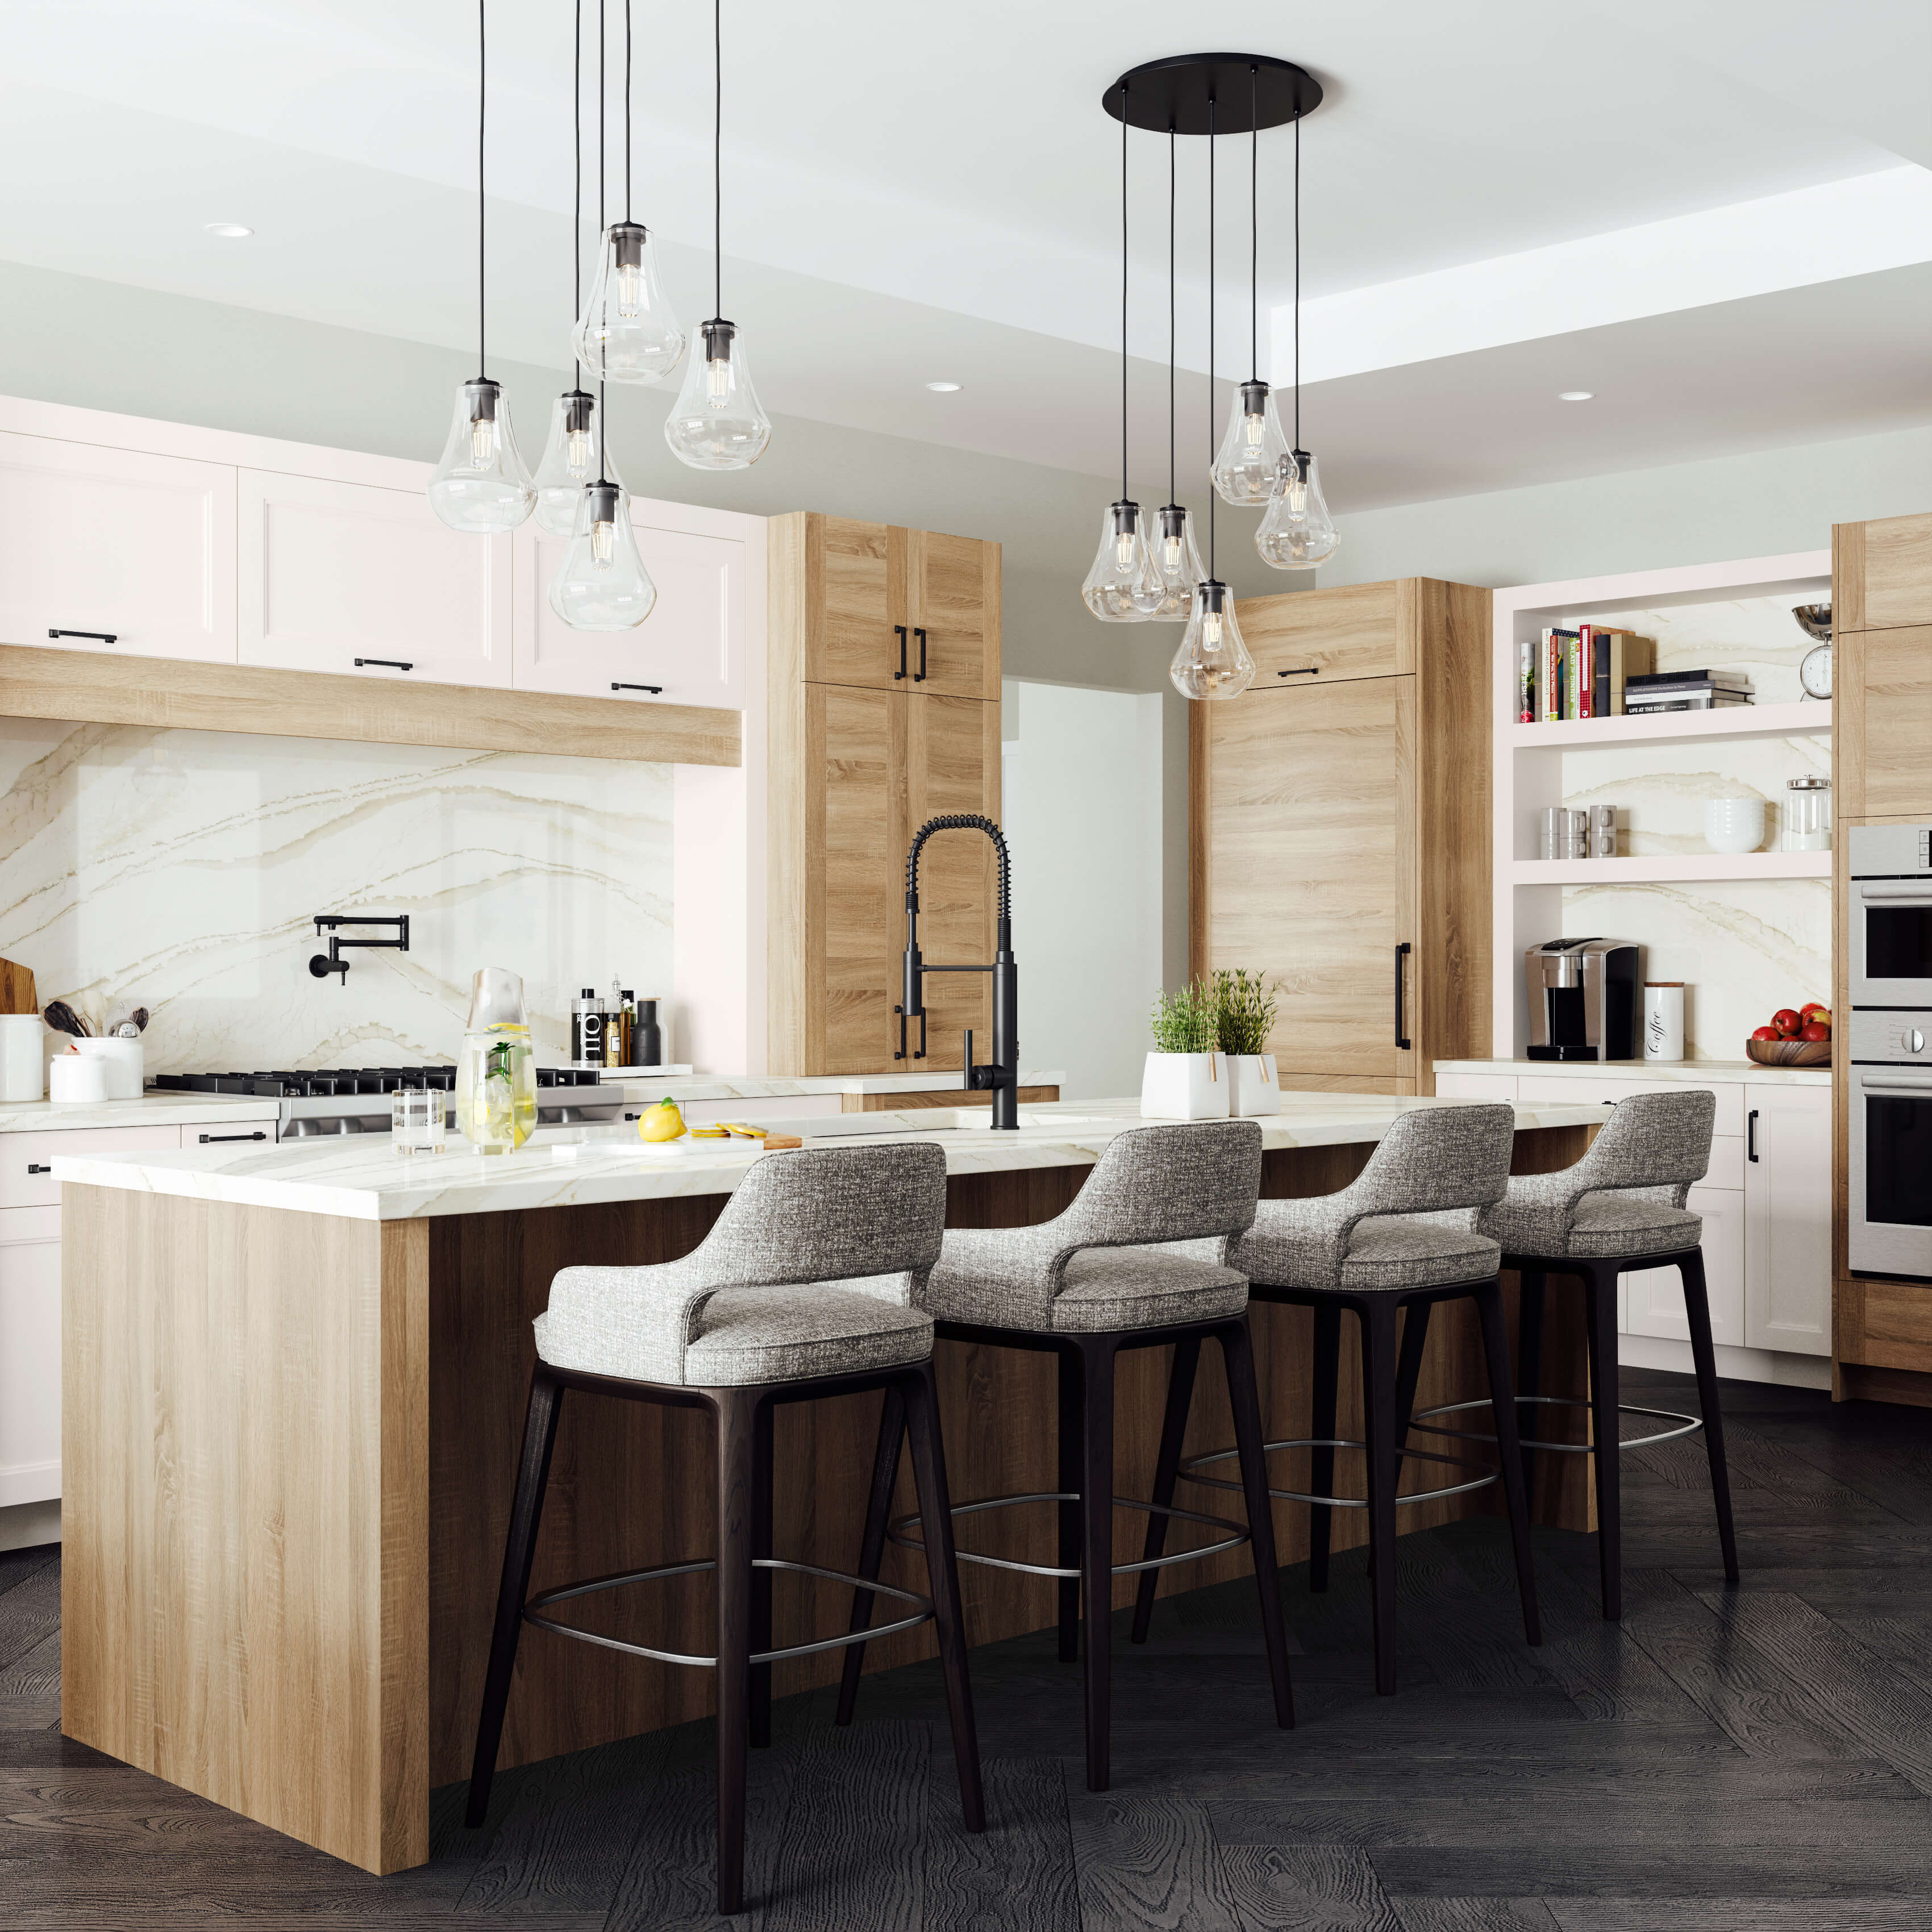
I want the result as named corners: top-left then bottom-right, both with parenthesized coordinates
top-left (1856, 1075), bottom-right (1932, 1095)
top-left (1856, 881), bottom-right (1932, 905)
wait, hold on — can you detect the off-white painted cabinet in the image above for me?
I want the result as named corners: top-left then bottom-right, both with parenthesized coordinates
top-left (238, 470), bottom-right (514, 685)
top-left (1744, 1087), bottom-right (1833, 1355)
top-left (0, 431), bottom-right (238, 663)
top-left (1625, 1183), bottom-right (1746, 1348)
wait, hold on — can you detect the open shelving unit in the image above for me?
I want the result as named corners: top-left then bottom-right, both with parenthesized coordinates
top-left (1492, 549), bottom-right (1833, 1058)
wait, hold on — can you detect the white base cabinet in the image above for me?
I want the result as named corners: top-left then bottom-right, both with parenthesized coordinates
top-left (1625, 1184), bottom-right (1745, 1348)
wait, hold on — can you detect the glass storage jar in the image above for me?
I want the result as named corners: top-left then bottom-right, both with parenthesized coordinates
top-left (1784, 775), bottom-right (1832, 852)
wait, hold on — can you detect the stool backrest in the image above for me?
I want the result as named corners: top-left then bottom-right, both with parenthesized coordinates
top-left (1569, 1088), bottom-right (1715, 1193)
top-left (1351, 1104), bottom-right (1517, 1216)
top-left (1056, 1119), bottom-right (1263, 1248)
top-left (694, 1143), bottom-right (948, 1291)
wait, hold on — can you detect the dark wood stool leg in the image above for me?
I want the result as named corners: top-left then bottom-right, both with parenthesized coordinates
top-left (1130, 1335), bottom-right (1202, 1645)
top-left (1391, 1299), bottom-right (1433, 1483)
top-left (1583, 1267), bottom-right (1623, 1622)
top-left (901, 1361), bottom-right (987, 1831)
top-left (1057, 1346), bottom-right (1084, 1664)
top-left (1221, 1315), bottom-right (1296, 1729)
top-left (713, 1389), bottom-right (758, 1916)
top-left (1361, 1298), bottom-right (1401, 1694)
top-left (748, 1399), bottom-right (776, 1748)
top-left (467, 1368), bottom-right (565, 1826)
top-left (1680, 1248), bottom-right (1741, 1584)
top-left (1079, 1336), bottom-right (1118, 1791)
top-left (834, 1383), bottom-right (906, 1726)
top-left (1473, 1280), bottom-right (1542, 1646)
top-left (1309, 1300), bottom-right (1342, 1593)
top-left (1517, 1272), bottom-right (1547, 1505)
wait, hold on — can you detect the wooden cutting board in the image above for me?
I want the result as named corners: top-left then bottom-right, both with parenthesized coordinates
top-left (0, 958), bottom-right (38, 1017)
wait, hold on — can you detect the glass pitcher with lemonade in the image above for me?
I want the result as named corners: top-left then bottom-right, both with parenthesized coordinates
top-left (455, 967), bottom-right (537, 1154)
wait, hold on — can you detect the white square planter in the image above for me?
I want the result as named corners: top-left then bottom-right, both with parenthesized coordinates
top-left (1226, 1053), bottom-right (1280, 1117)
top-left (1140, 1052), bottom-right (1229, 1119)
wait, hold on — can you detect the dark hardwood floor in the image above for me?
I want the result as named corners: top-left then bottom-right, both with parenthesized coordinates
top-left (6, 1365), bottom-right (1932, 1930)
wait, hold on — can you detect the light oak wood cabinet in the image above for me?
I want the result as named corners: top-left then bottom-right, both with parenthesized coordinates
top-left (1192, 577), bottom-right (1491, 1091)
top-left (768, 515), bottom-right (1001, 1074)
top-left (1837, 624), bottom-right (1932, 820)
top-left (1835, 511), bottom-right (1932, 632)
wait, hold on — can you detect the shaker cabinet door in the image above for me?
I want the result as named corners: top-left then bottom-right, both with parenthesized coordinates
top-left (0, 1207), bottom-right (63, 1509)
top-left (0, 431), bottom-right (237, 663)
top-left (1744, 1090), bottom-right (1833, 1356)
top-left (906, 530), bottom-right (999, 700)
top-left (801, 516), bottom-right (909, 691)
top-left (1625, 1185), bottom-right (1745, 1348)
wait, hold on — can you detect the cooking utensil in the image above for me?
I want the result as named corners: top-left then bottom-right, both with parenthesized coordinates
top-left (43, 1000), bottom-right (89, 1038)
top-left (130, 1006), bottom-right (149, 1032)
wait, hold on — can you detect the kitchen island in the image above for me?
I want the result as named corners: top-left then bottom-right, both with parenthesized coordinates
top-left (55, 1094), bottom-right (1604, 1873)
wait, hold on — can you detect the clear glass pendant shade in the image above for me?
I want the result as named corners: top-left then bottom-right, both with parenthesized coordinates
top-left (1211, 380), bottom-right (1289, 506)
top-left (1146, 504), bottom-right (1206, 621)
top-left (532, 389), bottom-right (624, 538)
top-left (573, 223), bottom-right (685, 384)
top-left (547, 479), bottom-right (657, 630)
top-left (1255, 449), bottom-right (1341, 569)
top-left (427, 378), bottom-right (535, 532)
top-left (1169, 580), bottom-right (1256, 700)
top-left (664, 319), bottom-right (772, 470)
top-left (1081, 501), bottom-right (1163, 621)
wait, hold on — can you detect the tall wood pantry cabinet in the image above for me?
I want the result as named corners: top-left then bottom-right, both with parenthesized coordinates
top-left (767, 513), bottom-right (1002, 1075)
top-left (1190, 577), bottom-right (1492, 1093)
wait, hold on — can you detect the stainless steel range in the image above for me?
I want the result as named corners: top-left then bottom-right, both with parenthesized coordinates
top-left (151, 1065), bottom-right (625, 1139)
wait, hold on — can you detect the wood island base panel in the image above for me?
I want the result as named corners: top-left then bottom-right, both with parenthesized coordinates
top-left (60, 1124), bottom-right (1592, 1875)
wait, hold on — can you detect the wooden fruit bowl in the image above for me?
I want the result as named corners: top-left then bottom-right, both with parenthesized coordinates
top-left (1746, 1036), bottom-right (1831, 1067)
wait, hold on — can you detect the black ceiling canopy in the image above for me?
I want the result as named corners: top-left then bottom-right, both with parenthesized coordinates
top-left (1102, 53), bottom-right (1322, 135)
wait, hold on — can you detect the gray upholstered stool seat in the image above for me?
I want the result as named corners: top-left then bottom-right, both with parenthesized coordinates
top-left (1227, 1205), bottom-right (1501, 1294)
top-left (926, 1238), bottom-right (1247, 1333)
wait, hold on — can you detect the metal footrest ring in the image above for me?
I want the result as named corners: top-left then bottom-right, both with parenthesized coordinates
top-left (886, 1490), bottom-right (1251, 1579)
top-left (1181, 1436), bottom-right (1500, 1509)
top-left (524, 1555), bottom-right (934, 1668)
top-left (1412, 1393), bottom-right (1702, 1455)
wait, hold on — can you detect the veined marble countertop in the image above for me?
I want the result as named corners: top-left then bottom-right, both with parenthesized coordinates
top-left (0, 1093), bottom-right (284, 1134)
top-left (599, 1069), bottom-right (1064, 1100)
top-left (1435, 1057), bottom-right (1831, 1089)
top-left (50, 1093), bottom-right (1608, 1223)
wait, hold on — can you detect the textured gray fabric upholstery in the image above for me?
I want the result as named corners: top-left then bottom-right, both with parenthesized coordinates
top-left (1479, 1089), bottom-right (1714, 1261)
top-left (1231, 1104), bottom-right (1516, 1293)
top-left (920, 1120), bottom-right (1262, 1334)
top-left (535, 1143), bottom-right (947, 1386)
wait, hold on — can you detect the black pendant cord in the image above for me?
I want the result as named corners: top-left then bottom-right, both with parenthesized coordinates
top-left (596, 2), bottom-right (610, 487)
top-left (1250, 64), bottom-right (1258, 381)
top-left (623, 0), bottom-right (632, 223)
top-left (1167, 123), bottom-right (1176, 509)
top-left (572, 0), bottom-right (582, 389)
top-left (1119, 80), bottom-right (1128, 506)
top-left (1294, 106), bottom-right (1301, 454)
top-left (1208, 93), bottom-right (1215, 578)
top-left (713, 0), bottom-right (722, 319)
top-left (477, 0), bottom-right (486, 377)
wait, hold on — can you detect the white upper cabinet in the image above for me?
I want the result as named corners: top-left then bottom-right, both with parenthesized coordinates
top-left (238, 469), bottom-right (513, 686)
top-left (512, 498), bottom-right (748, 707)
top-left (0, 431), bottom-right (237, 661)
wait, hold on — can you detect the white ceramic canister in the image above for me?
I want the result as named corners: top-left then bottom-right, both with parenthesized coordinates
top-left (1226, 1052), bottom-right (1281, 1118)
top-left (72, 1035), bottom-right (144, 1099)
top-left (48, 1052), bottom-right (110, 1104)
top-left (1703, 796), bottom-right (1765, 855)
top-left (1643, 982), bottom-right (1685, 1063)
top-left (0, 1014), bottom-right (44, 1101)
top-left (1139, 1051), bottom-right (1229, 1120)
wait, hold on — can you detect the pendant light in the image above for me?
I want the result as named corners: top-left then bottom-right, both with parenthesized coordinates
top-left (428, 0), bottom-right (535, 533)
top-left (1256, 96), bottom-right (1341, 569)
top-left (1082, 79), bottom-right (1161, 622)
top-left (1147, 124), bottom-right (1205, 621)
top-left (1210, 67), bottom-right (1288, 507)
top-left (573, 0), bottom-right (684, 383)
top-left (665, 0), bottom-right (771, 469)
top-left (1172, 93), bottom-right (1255, 701)
top-left (534, 1), bottom-right (619, 537)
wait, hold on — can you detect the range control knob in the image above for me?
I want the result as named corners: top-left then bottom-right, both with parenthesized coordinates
top-left (1909, 1028), bottom-right (1927, 1055)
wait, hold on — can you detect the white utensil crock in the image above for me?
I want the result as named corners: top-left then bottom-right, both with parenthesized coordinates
top-left (0, 1015), bottom-right (44, 1101)
top-left (72, 1035), bottom-right (144, 1098)
top-left (1140, 1052), bottom-right (1229, 1120)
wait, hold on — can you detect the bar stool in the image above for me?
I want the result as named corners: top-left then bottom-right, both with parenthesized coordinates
top-left (1431, 1088), bottom-right (1739, 1620)
top-left (1133, 1104), bottom-right (1541, 1696)
top-left (465, 1143), bottom-right (983, 1917)
top-left (835, 1119), bottom-right (1294, 1792)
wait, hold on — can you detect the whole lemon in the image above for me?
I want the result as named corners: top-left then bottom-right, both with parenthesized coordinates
top-left (639, 1097), bottom-right (686, 1143)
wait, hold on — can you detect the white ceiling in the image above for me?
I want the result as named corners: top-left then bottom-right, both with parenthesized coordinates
top-left (1, 0), bottom-right (1928, 509)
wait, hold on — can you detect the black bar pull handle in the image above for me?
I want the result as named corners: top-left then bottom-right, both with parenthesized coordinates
top-left (914, 627), bottom-right (928, 682)
top-left (1394, 942), bottom-right (1412, 1051)
top-left (48, 628), bottom-right (118, 644)
top-left (893, 1005), bottom-right (907, 1062)
top-left (354, 658), bottom-right (414, 671)
top-left (610, 682), bottom-right (664, 694)
top-left (1276, 665), bottom-right (1320, 678)
top-left (914, 1011), bottom-right (927, 1061)
top-left (893, 626), bottom-right (909, 680)
top-left (26, 1163), bottom-right (51, 1174)
top-left (1747, 1109), bottom-right (1759, 1163)
top-left (201, 1131), bottom-right (269, 1144)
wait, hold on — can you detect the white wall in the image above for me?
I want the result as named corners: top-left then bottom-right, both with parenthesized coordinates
top-left (1001, 682), bottom-right (1164, 1101)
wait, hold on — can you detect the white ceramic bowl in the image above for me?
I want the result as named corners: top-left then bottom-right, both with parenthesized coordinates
top-left (1703, 796), bottom-right (1766, 856)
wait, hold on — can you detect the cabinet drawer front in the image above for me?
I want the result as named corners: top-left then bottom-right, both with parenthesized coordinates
top-left (1515, 1075), bottom-right (1744, 1140)
top-left (1236, 581), bottom-right (1401, 684)
top-left (1, 1124), bottom-right (185, 1209)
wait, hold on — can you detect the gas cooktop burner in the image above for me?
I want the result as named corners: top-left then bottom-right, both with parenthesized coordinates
top-left (152, 1065), bottom-right (603, 1098)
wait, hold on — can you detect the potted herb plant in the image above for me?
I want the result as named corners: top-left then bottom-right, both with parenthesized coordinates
top-left (1140, 980), bottom-right (1227, 1119)
top-left (1214, 967), bottom-right (1280, 1117)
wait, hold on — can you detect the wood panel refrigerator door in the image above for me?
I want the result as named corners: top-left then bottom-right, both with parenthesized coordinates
top-left (0, 431), bottom-right (237, 663)
top-left (907, 530), bottom-right (998, 699)
top-left (903, 694), bottom-right (998, 1072)
top-left (1208, 677), bottom-right (1417, 1083)
top-left (1624, 1185), bottom-right (1744, 1348)
top-left (808, 683), bottom-right (907, 1073)
top-left (238, 470), bottom-right (512, 686)
top-left (1744, 1090), bottom-right (1833, 1356)
top-left (802, 517), bottom-right (908, 691)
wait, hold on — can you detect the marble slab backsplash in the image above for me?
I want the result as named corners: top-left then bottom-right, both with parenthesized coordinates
top-left (1573, 592), bottom-right (1821, 706)
top-left (0, 720), bottom-right (672, 1074)
top-left (1562, 731), bottom-right (1831, 856)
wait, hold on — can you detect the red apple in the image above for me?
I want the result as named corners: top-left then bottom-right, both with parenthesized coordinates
top-left (1773, 1009), bottom-right (1801, 1036)
top-left (1800, 1001), bottom-right (1829, 1019)
top-left (1800, 1021), bottom-right (1830, 1042)
top-left (1750, 1025), bottom-right (1780, 1042)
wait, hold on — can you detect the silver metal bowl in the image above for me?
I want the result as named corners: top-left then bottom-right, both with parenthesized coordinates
top-left (1792, 603), bottom-right (1832, 642)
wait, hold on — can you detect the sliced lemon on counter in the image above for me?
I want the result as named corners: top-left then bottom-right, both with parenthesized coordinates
top-left (689, 1124), bottom-right (730, 1140)
top-left (721, 1122), bottom-right (768, 1140)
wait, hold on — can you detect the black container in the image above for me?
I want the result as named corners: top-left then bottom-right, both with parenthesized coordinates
top-left (571, 988), bottom-right (605, 1068)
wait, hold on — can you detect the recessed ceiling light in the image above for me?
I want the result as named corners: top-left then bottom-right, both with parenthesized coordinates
top-left (205, 222), bottom-right (253, 239)
top-left (924, 380), bottom-right (963, 393)
top-left (1558, 389), bottom-right (1594, 402)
